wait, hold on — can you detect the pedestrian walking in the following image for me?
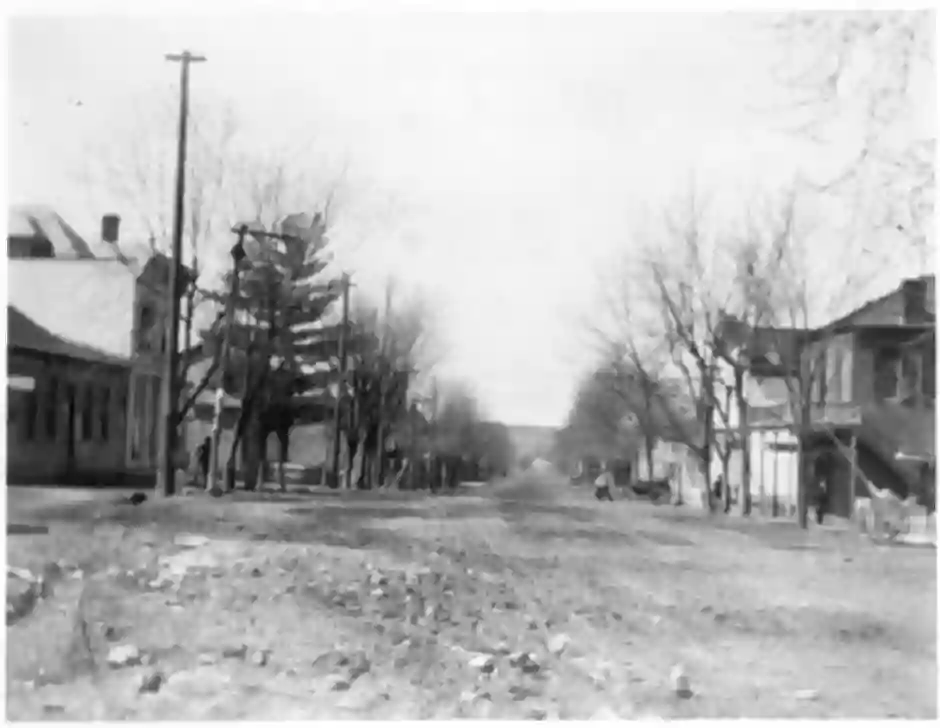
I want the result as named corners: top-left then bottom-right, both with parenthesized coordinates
top-left (594, 461), bottom-right (615, 502)
top-left (814, 452), bottom-right (833, 526)
top-left (815, 477), bottom-right (829, 525)
top-left (712, 474), bottom-right (724, 501)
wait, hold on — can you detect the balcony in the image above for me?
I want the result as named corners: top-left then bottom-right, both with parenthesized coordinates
top-left (745, 400), bottom-right (862, 430)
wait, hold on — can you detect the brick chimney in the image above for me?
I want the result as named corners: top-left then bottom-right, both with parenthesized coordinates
top-left (101, 214), bottom-right (121, 244)
top-left (902, 277), bottom-right (929, 325)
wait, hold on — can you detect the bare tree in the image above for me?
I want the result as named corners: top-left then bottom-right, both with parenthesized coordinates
top-left (765, 11), bottom-right (935, 269)
top-left (714, 182), bottom-right (877, 526)
top-left (591, 176), bottom-right (872, 520)
top-left (78, 92), bottom-right (244, 402)
top-left (561, 364), bottom-right (636, 469)
top-left (340, 282), bottom-right (441, 489)
top-left (638, 187), bottom-right (741, 513)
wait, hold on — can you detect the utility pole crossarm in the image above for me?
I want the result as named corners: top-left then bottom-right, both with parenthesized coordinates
top-left (165, 52), bottom-right (207, 63)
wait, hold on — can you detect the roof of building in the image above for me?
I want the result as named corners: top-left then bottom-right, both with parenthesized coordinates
top-left (7, 305), bottom-right (131, 367)
top-left (7, 259), bottom-right (137, 359)
top-left (8, 205), bottom-right (97, 259)
top-left (739, 275), bottom-right (936, 374)
top-left (823, 274), bottom-right (936, 331)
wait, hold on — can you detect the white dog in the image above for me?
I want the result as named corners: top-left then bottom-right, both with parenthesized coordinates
top-left (855, 484), bottom-right (919, 542)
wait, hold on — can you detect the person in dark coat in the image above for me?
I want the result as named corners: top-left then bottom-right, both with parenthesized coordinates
top-left (712, 474), bottom-right (724, 501)
top-left (814, 452), bottom-right (833, 525)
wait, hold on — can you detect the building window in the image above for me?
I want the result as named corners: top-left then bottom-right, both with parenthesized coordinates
top-left (900, 350), bottom-right (921, 400)
top-left (810, 367), bottom-right (823, 405)
top-left (24, 388), bottom-right (38, 441)
top-left (138, 304), bottom-right (157, 352)
top-left (148, 376), bottom-right (160, 463)
top-left (873, 347), bottom-right (900, 400)
top-left (840, 345), bottom-right (853, 403)
top-left (100, 385), bottom-right (111, 441)
top-left (131, 375), bottom-right (147, 461)
top-left (45, 376), bottom-right (58, 440)
top-left (827, 346), bottom-right (843, 404)
top-left (924, 344), bottom-right (936, 399)
top-left (81, 383), bottom-right (94, 441)
top-left (118, 384), bottom-right (128, 429)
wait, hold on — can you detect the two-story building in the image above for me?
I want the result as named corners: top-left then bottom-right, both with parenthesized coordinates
top-left (715, 275), bottom-right (936, 517)
top-left (6, 208), bottom-right (194, 484)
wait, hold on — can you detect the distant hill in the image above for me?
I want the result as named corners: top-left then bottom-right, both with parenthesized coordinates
top-left (506, 425), bottom-right (558, 464)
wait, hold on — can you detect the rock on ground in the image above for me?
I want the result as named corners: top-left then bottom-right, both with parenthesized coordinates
top-left (107, 644), bottom-right (142, 668)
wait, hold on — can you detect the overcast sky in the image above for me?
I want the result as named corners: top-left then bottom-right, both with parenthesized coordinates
top-left (6, 7), bottom-right (931, 426)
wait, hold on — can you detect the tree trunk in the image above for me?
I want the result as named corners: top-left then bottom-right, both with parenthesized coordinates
top-left (260, 434), bottom-right (270, 488)
top-left (225, 436), bottom-right (240, 492)
top-left (645, 435), bottom-right (656, 481)
top-left (736, 368), bottom-right (752, 516)
top-left (359, 438), bottom-right (372, 490)
top-left (241, 417), bottom-right (264, 491)
top-left (702, 381), bottom-right (716, 514)
top-left (225, 401), bottom-right (253, 491)
top-left (345, 438), bottom-right (358, 490)
top-left (797, 387), bottom-right (811, 529)
top-left (721, 449), bottom-right (732, 514)
top-left (373, 429), bottom-right (384, 489)
top-left (277, 428), bottom-right (289, 492)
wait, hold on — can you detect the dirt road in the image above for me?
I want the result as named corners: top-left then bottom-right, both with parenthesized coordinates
top-left (6, 476), bottom-right (936, 719)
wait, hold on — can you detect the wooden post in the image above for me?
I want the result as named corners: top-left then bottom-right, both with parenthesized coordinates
top-left (848, 431), bottom-right (858, 522)
top-left (772, 431), bottom-right (780, 518)
top-left (759, 432), bottom-right (766, 517)
top-left (796, 352), bottom-right (812, 529)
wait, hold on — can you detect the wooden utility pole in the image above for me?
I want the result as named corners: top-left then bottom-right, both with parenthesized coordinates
top-left (331, 274), bottom-right (351, 488)
top-left (206, 226), bottom-right (247, 496)
top-left (157, 50), bottom-right (205, 498)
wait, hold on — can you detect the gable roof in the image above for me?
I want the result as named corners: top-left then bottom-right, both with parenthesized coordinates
top-left (8, 205), bottom-right (96, 259)
top-left (823, 274), bottom-right (935, 331)
top-left (736, 276), bottom-right (936, 375)
top-left (7, 259), bottom-right (137, 359)
top-left (8, 305), bottom-right (131, 367)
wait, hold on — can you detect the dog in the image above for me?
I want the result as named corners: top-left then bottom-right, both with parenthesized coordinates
top-left (855, 485), bottom-right (919, 542)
